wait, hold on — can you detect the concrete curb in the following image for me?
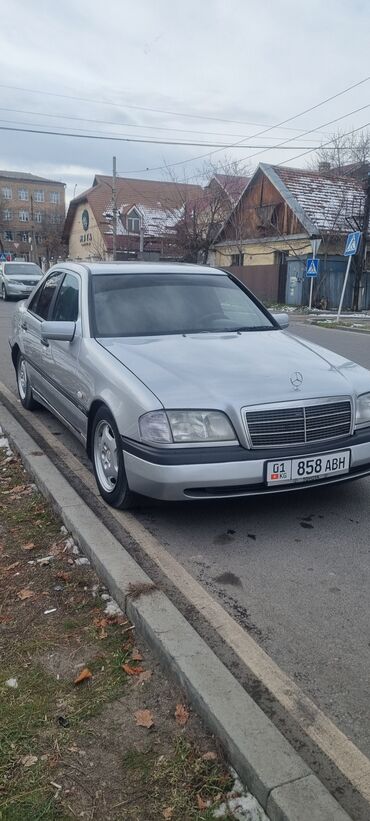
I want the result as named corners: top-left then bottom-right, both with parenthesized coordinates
top-left (0, 402), bottom-right (352, 821)
top-left (292, 319), bottom-right (370, 335)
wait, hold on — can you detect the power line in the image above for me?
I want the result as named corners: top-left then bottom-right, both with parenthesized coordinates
top-left (0, 82), bottom-right (334, 135)
top-left (116, 103), bottom-right (370, 180)
top-left (0, 122), bottom-right (327, 150)
top-left (0, 105), bottom-right (325, 143)
top-left (115, 75), bottom-right (370, 174)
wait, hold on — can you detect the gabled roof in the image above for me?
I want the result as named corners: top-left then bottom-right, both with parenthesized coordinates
top-left (63, 175), bottom-right (202, 243)
top-left (215, 162), bottom-right (366, 243)
top-left (263, 163), bottom-right (366, 234)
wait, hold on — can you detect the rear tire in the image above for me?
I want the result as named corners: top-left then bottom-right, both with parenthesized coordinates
top-left (1, 283), bottom-right (9, 301)
top-left (16, 353), bottom-right (38, 410)
top-left (91, 406), bottom-right (136, 509)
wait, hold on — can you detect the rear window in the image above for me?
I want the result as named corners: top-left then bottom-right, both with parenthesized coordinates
top-left (91, 273), bottom-right (274, 337)
top-left (5, 263), bottom-right (41, 276)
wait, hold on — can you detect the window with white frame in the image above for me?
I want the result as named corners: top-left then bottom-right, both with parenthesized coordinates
top-left (34, 190), bottom-right (44, 202)
top-left (35, 212), bottom-right (42, 223)
top-left (19, 189), bottom-right (29, 201)
top-left (2, 187), bottom-right (12, 199)
top-left (19, 231), bottom-right (29, 242)
top-left (4, 230), bottom-right (13, 240)
top-left (49, 191), bottom-right (60, 204)
top-left (127, 208), bottom-right (141, 233)
top-left (19, 210), bottom-right (29, 222)
top-left (3, 209), bottom-right (12, 221)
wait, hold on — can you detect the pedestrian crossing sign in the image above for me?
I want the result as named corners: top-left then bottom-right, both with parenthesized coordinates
top-left (306, 258), bottom-right (319, 277)
top-left (344, 231), bottom-right (361, 256)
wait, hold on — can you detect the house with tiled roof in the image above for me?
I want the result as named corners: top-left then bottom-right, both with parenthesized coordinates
top-left (63, 175), bottom-right (203, 262)
top-left (210, 163), bottom-right (369, 309)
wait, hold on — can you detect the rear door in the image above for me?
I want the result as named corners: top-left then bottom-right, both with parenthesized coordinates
top-left (41, 272), bottom-right (86, 438)
top-left (22, 271), bottom-right (64, 396)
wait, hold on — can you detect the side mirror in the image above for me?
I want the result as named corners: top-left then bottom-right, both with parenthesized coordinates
top-left (272, 312), bottom-right (289, 329)
top-left (41, 320), bottom-right (76, 343)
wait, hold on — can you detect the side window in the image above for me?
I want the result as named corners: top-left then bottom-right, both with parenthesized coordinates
top-left (29, 272), bottom-right (64, 320)
top-left (52, 274), bottom-right (79, 322)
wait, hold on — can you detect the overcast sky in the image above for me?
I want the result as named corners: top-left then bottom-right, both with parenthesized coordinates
top-left (0, 0), bottom-right (369, 203)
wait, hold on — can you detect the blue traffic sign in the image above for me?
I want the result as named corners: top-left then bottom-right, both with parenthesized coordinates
top-left (306, 258), bottom-right (319, 277)
top-left (344, 231), bottom-right (361, 256)
top-left (0, 253), bottom-right (6, 261)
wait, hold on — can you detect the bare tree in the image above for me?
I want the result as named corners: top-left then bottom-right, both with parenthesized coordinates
top-left (41, 211), bottom-right (67, 268)
top-left (167, 158), bottom-right (250, 263)
top-left (310, 128), bottom-right (370, 173)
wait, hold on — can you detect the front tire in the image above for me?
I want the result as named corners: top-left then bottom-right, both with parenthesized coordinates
top-left (16, 354), bottom-right (38, 410)
top-left (92, 406), bottom-right (136, 509)
top-left (1, 283), bottom-right (9, 301)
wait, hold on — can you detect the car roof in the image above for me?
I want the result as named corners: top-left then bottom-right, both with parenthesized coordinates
top-left (51, 261), bottom-right (225, 277)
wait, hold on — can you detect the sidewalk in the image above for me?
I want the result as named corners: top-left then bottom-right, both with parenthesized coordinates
top-left (0, 435), bottom-right (264, 821)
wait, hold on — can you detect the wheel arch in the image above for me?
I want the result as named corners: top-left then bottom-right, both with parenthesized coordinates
top-left (11, 343), bottom-right (21, 370)
top-left (86, 399), bottom-right (107, 459)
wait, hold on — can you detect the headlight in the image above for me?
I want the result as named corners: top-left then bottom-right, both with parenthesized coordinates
top-left (356, 393), bottom-right (370, 428)
top-left (139, 410), bottom-right (236, 444)
top-left (7, 279), bottom-right (21, 284)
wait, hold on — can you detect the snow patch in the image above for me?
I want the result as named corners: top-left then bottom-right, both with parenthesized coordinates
top-left (213, 770), bottom-right (268, 820)
top-left (104, 597), bottom-right (124, 617)
top-left (5, 678), bottom-right (18, 689)
top-left (0, 437), bottom-right (13, 457)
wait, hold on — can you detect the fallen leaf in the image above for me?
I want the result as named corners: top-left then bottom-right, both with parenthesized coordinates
top-left (202, 751), bottom-right (217, 761)
top-left (21, 754), bottom-right (38, 768)
top-left (196, 794), bottom-right (209, 810)
top-left (17, 588), bottom-right (34, 601)
top-left (134, 709), bottom-right (154, 728)
top-left (99, 628), bottom-right (108, 640)
top-left (22, 542), bottom-right (35, 551)
top-left (133, 670), bottom-right (152, 686)
top-left (93, 616), bottom-right (109, 629)
top-left (163, 808), bottom-right (174, 819)
top-left (74, 668), bottom-right (92, 685)
top-left (175, 703), bottom-right (189, 726)
top-left (56, 571), bottom-right (72, 582)
top-left (4, 561), bottom-right (20, 572)
top-left (11, 484), bottom-right (27, 493)
top-left (131, 647), bottom-right (143, 661)
top-left (122, 663), bottom-right (145, 676)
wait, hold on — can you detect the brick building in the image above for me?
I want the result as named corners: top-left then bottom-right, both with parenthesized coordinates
top-left (0, 170), bottom-right (66, 266)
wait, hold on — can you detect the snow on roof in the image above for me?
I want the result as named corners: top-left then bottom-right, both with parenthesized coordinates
top-left (269, 165), bottom-right (366, 234)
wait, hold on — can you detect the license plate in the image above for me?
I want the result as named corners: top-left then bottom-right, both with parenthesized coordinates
top-left (266, 450), bottom-right (350, 486)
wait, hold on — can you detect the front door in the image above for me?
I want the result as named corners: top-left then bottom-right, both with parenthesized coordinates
top-left (42, 272), bottom-right (86, 440)
top-left (285, 259), bottom-right (305, 306)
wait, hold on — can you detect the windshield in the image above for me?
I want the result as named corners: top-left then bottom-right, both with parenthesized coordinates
top-left (91, 273), bottom-right (275, 337)
top-left (4, 263), bottom-right (42, 277)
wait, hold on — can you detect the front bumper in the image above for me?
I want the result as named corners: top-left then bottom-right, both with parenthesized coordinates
top-left (5, 282), bottom-right (35, 297)
top-left (122, 433), bottom-right (370, 501)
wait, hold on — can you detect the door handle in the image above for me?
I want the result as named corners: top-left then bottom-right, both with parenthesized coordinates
top-left (21, 321), bottom-right (27, 331)
top-left (40, 338), bottom-right (49, 347)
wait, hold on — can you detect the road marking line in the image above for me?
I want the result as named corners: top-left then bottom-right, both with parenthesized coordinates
top-left (1, 380), bottom-right (370, 802)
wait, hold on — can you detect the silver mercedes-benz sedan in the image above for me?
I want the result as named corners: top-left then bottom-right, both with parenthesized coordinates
top-left (9, 261), bottom-right (370, 508)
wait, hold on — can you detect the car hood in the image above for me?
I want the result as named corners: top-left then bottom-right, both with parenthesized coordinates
top-left (98, 330), bottom-right (370, 409)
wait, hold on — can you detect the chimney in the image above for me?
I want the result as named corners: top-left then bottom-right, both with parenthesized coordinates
top-left (318, 161), bottom-right (331, 173)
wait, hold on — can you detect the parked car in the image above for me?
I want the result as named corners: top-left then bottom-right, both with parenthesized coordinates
top-left (9, 262), bottom-right (370, 508)
top-left (1, 261), bottom-right (43, 300)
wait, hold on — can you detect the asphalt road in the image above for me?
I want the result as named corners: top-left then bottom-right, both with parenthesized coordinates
top-left (1, 301), bottom-right (370, 760)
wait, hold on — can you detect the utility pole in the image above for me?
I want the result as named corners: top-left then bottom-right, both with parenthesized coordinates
top-left (112, 155), bottom-right (117, 261)
top-left (353, 172), bottom-right (370, 311)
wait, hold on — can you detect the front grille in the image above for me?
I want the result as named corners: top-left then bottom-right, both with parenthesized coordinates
top-left (20, 280), bottom-right (37, 286)
top-left (245, 400), bottom-right (352, 448)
